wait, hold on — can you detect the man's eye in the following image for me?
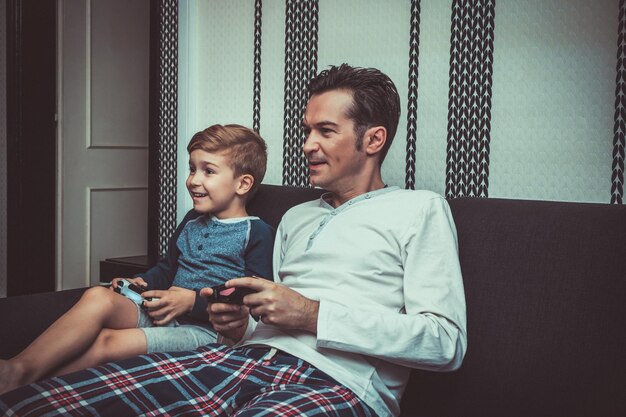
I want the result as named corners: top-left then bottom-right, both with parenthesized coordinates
top-left (302, 128), bottom-right (311, 136)
top-left (320, 128), bottom-right (333, 136)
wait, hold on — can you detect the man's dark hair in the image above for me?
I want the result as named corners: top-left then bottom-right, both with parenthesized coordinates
top-left (307, 64), bottom-right (401, 164)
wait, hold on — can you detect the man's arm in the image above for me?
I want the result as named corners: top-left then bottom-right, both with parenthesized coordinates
top-left (230, 197), bottom-right (466, 371)
top-left (315, 197), bottom-right (467, 371)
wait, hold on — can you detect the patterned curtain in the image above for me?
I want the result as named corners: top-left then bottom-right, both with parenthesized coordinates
top-left (150, 0), bottom-right (178, 259)
top-left (446, 0), bottom-right (496, 198)
top-left (405, 0), bottom-right (421, 190)
top-left (612, 0), bottom-right (626, 204)
top-left (253, 0), bottom-right (263, 133)
top-left (282, 0), bottom-right (319, 187)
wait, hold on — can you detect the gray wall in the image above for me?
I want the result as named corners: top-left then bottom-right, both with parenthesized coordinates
top-left (177, 0), bottom-right (621, 222)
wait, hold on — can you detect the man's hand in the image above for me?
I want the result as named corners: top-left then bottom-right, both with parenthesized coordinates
top-left (229, 277), bottom-right (319, 334)
top-left (200, 287), bottom-right (250, 343)
top-left (142, 286), bottom-right (195, 326)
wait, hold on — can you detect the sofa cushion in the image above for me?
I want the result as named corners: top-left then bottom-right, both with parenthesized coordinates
top-left (247, 184), bottom-right (325, 229)
top-left (400, 197), bottom-right (626, 417)
top-left (0, 288), bottom-right (87, 359)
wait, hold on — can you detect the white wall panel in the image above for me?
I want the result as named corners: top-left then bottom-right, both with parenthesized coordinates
top-left (60, 0), bottom-right (149, 288)
top-left (89, 188), bottom-right (148, 282)
top-left (91, 0), bottom-right (149, 148)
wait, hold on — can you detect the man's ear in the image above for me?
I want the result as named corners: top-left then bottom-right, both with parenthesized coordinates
top-left (236, 174), bottom-right (254, 196)
top-left (364, 126), bottom-right (387, 156)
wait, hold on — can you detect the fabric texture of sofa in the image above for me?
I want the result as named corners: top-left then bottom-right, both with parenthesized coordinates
top-left (1, 184), bottom-right (625, 417)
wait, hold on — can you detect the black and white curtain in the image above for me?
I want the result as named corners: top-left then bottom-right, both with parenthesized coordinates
top-left (612, 0), bottom-right (626, 204)
top-left (445, 0), bottom-right (495, 198)
top-left (282, 0), bottom-right (319, 187)
top-left (405, 0), bottom-right (421, 190)
top-left (149, 0), bottom-right (178, 259)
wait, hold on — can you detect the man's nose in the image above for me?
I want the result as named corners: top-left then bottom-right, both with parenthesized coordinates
top-left (302, 133), bottom-right (317, 153)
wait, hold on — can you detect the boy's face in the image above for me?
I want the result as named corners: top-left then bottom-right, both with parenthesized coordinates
top-left (186, 149), bottom-right (248, 219)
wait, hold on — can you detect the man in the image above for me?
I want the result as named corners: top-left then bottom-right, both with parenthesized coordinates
top-left (0, 64), bottom-right (466, 417)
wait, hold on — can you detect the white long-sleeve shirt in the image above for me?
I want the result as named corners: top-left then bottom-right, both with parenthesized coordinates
top-left (239, 186), bottom-right (467, 417)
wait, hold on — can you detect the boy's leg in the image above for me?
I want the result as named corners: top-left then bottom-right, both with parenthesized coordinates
top-left (0, 346), bottom-right (376, 417)
top-left (51, 327), bottom-right (147, 377)
top-left (0, 286), bottom-right (139, 394)
top-left (0, 344), bottom-right (237, 416)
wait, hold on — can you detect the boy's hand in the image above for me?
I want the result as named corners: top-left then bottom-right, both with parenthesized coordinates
top-left (200, 287), bottom-right (250, 343)
top-left (142, 286), bottom-right (195, 326)
top-left (110, 277), bottom-right (147, 290)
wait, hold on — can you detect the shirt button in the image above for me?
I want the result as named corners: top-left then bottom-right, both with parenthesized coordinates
top-left (331, 212), bottom-right (337, 216)
top-left (204, 233), bottom-right (209, 238)
top-left (198, 244), bottom-right (204, 250)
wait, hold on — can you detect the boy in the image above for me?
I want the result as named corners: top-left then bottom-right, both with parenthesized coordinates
top-left (0, 124), bottom-right (274, 395)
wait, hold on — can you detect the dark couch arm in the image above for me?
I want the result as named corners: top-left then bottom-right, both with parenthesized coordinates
top-left (0, 288), bottom-right (87, 359)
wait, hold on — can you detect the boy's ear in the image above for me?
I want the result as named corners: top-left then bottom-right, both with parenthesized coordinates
top-left (364, 126), bottom-right (387, 156)
top-left (236, 174), bottom-right (254, 196)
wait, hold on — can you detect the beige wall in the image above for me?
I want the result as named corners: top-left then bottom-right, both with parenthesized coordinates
top-left (177, 0), bottom-right (620, 220)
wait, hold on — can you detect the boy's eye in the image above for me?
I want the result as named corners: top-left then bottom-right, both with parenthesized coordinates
top-left (204, 169), bottom-right (215, 175)
top-left (189, 166), bottom-right (196, 173)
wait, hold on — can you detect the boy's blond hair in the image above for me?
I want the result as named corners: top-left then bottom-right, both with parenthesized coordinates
top-left (187, 124), bottom-right (267, 199)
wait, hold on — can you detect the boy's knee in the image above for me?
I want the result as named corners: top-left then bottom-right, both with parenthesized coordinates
top-left (90, 329), bottom-right (117, 361)
top-left (81, 286), bottom-right (116, 305)
top-left (80, 286), bottom-right (118, 309)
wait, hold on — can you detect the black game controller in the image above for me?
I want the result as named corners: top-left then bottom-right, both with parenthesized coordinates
top-left (206, 284), bottom-right (254, 304)
top-left (113, 279), bottom-right (155, 306)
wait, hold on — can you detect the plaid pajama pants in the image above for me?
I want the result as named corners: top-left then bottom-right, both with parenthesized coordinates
top-left (0, 344), bottom-right (377, 417)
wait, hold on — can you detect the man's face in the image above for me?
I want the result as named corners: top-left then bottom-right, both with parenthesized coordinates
top-left (302, 90), bottom-right (367, 192)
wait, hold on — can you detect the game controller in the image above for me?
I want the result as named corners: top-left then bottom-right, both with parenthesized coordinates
top-left (206, 284), bottom-right (254, 304)
top-left (113, 279), bottom-right (155, 306)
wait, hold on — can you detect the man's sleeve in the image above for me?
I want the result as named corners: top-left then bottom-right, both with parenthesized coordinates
top-left (316, 197), bottom-right (467, 371)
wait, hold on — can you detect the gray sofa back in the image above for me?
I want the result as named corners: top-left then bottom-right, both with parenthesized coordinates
top-left (251, 185), bottom-right (626, 416)
top-left (403, 197), bottom-right (626, 417)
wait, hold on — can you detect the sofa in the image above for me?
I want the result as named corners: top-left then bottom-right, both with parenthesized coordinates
top-left (1, 184), bottom-right (625, 417)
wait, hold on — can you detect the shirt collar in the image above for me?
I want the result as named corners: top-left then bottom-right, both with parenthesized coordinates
top-left (319, 185), bottom-right (399, 211)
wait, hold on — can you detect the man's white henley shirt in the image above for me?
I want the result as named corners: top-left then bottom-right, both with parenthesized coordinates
top-left (240, 187), bottom-right (467, 417)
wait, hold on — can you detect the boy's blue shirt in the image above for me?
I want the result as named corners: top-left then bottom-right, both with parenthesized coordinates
top-left (138, 209), bottom-right (275, 324)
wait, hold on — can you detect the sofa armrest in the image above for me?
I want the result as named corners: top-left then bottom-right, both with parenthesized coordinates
top-left (0, 288), bottom-right (87, 359)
